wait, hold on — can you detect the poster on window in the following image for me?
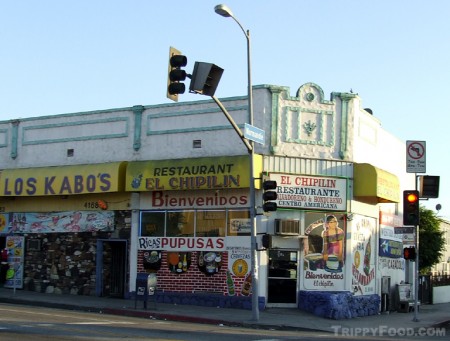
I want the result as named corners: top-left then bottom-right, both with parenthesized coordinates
top-left (4, 236), bottom-right (25, 289)
top-left (351, 216), bottom-right (376, 295)
top-left (303, 213), bottom-right (346, 290)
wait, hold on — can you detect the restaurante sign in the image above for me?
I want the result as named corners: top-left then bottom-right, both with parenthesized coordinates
top-left (269, 173), bottom-right (347, 211)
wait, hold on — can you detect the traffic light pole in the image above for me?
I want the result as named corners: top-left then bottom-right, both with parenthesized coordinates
top-left (211, 96), bottom-right (252, 153)
top-left (413, 175), bottom-right (420, 322)
top-left (214, 4), bottom-right (259, 321)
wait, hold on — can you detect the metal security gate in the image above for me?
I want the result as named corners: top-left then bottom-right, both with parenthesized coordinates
top-left (419, 275), bottom-right (431, 304)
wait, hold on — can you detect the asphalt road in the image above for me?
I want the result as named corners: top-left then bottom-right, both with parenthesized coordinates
top-left (0, 303), bottom-right (447, 341)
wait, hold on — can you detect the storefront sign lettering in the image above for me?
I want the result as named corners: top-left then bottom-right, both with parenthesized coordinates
top-left (379, 258), bottom-right (405, 270)
top-left (2, 174), bottom-right (111, 196)
top-left (138, 237), bottom-right (225, 251)
top-left (269, 173), bottom-right (347, 211)
top-left (0, 162), bottom-right (125, 196)
top-left (126, 156), bottom-right (255, 192)
top-left (150, 191), bottom-right (247, 208)
top-left (351, 217), bottom-right (376, 295)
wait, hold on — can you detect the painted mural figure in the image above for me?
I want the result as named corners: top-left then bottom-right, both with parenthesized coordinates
top-left (322, 215), bottom-right (344, 271)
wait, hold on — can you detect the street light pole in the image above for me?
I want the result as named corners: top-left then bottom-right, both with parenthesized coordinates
top-left (214, 4), bottom-right (259, 321)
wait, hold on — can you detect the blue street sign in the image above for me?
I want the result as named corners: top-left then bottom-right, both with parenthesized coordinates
top-left (244, 123), bottom-right (265, 145)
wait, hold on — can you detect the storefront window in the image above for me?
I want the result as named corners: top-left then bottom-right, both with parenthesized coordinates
top-left (228, 210), bottom-right (251, 236)
top-left (139, 209), bottom-right (251, 237)
top-left (196, 211), bottom-right (225, 237)
top-left (140, 211), bottom-right (165, 236)
top-left (166, 210), bottom-right (195, 237)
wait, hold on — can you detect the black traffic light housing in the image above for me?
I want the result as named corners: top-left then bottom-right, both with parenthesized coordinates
top-left (261, 234), bottom-right (272, 249)
top-left (419, 175), bottom-right (440, 199)
top-left (403, 246), bottom-right (416, 260)
top-left (403, 190), bottom-right (420, 226)
top-left (189, 62), bottom-right (224, 96)
top-left (262, 180), bottom-right (278, 212)
top-left (167, 47), bottom-right (188, 102)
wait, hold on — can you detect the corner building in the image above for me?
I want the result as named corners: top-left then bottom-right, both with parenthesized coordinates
top-left (0, 83), bottom-right (414, 318)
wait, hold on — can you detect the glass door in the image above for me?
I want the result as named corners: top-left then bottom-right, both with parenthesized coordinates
top-left (267, 249), bottom-right (298, 305)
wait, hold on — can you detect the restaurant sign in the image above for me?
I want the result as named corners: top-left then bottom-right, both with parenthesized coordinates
top-left (0, 162), bottom-right (126, 196)
top-left (138, 236), bottom-right (225, 251)
top-left (126, 155), bottom-right (262, 192)
top-left (269, 173), bottom-right (347, 211)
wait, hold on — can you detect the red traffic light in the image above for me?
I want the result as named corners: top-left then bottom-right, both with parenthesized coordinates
top-left (403, 246), bottom-right (416, 260)
top-left (403, 190), bottom-right (420, 226)
top-left (406, 192), bottom-right (419, 203)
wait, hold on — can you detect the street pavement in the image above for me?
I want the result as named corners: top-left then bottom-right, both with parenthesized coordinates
top-left (0, 287), bottom-right (448, 337)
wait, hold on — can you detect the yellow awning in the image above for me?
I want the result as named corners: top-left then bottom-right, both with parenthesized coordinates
top-left (353, 163), bottom-right (400, 204)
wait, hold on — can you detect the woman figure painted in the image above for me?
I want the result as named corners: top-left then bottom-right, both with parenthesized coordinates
top-left (322, 215), bottom-right (344, 265)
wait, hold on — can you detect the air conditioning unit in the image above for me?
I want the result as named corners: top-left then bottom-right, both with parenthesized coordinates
top-left (275, 219), bottom-right (300, 235)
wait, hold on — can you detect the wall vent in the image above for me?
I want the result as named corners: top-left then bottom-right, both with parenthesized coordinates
top-left (275, 219), bottom-right (300, 235)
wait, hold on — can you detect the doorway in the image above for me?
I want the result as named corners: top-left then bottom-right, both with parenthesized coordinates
top-left (267, 249), bottom-right (298, 307)
top-left (96, 240), bottom-right (128, 298)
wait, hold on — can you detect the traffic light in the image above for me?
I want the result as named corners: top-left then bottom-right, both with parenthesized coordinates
top-left (261, 234), bottom-right (272, 249)
top-left (403, 246), bottom-right (416, 260)
top-left (403, 190), bottom-right (420, 225)
top-left (262, 180), bottom-right (278, 212)
top-left (189, 62), bottom-right (224, 96)
top-left (419, 175), bottom-right (440, 199)
top-left (167, 47), bottom-right (188, 102)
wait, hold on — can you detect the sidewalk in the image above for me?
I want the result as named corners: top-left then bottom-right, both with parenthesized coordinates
top-left (0, 287), bottom-right (448, 335)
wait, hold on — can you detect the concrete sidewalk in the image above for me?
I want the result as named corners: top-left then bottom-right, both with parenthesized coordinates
top-left (0, 287), bottom-right (448, 336)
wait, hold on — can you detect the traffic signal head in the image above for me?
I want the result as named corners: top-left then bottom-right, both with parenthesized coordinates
top-left (262, 180), bottom-right (278, 212)
top-left (403, 190), bottom-right (419, 226)
top-left (167, 47), bottom-right (188, 102)
top-left (403, 246), bottom-right (416, 260)
top-left (261, 234), bottom-right (272, 249)
top-left (419, 175), bottom-right (440, 199)
top-left (189, 62), bottom-right (224, 96)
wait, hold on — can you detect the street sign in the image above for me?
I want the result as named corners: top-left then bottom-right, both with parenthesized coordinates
top-left (244, 123), bottom-right (265, 145)
top-left (403, 234), bottom-right (415, 245)
top-left (394, 226), bottom-right (415, 234)
top-left (406, 140), bottom-right (426, 173)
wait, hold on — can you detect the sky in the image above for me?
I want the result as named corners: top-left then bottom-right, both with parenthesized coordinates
top-left (1, 1), bottom-right (449, 219)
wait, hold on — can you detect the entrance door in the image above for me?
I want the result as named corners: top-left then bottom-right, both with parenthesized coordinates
top-left (267, 249), bottom-right (298, 306)
top-left (96, 240), bottom-right (127, 298)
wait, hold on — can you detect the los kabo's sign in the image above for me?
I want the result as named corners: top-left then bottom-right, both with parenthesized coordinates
top-left (269, 173), bottom-right (347, 211)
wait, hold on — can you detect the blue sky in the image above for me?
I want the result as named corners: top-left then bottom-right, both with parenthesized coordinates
top-left (1, 1), bottom-right (449, 219)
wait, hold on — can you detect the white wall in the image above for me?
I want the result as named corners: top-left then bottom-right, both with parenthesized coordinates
top-left (433, 286), bottom-right (450, 304)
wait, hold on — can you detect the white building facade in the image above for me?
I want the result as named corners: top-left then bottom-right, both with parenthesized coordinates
top-left (0, 83), bottom-right (414, 318)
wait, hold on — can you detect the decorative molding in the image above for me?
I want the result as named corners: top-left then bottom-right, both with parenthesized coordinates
top-left (132, 105), bottom-right (144, 151)
top-left (283, 107), bottom-right (335, 146)
top-left (22, 117), bottom-right (129, 145)
top-left (146, 105), bottom-right (246, 136)
top-left (333, 92), bottom-right (356, 160)
top-left (0, 128), bottom-right (8, 148)
top-left (11, 120), bottom-right (19, 159)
